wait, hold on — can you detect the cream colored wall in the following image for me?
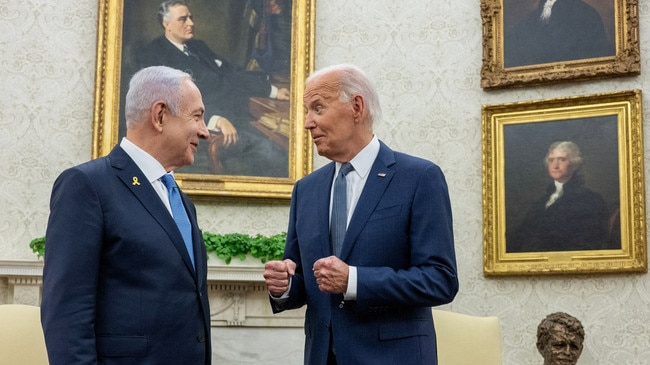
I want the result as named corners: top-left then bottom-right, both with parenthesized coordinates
top-left (1, 0), bottom-right (649, 364)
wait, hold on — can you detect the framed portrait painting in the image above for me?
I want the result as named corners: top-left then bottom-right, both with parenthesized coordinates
top-left (480, 0), bottom-right (640, 89)
top-left (482, 90), bottom-right (647, 276)
top-left (92, 0), bottom-right (314, 200)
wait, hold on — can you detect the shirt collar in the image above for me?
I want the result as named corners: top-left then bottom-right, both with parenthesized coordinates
top-left (165, 36), bottom-right (186, 53)
top-left (337, 135), bottom-right (380, 179)
top-left (120, 137), bottom-right (168, 183)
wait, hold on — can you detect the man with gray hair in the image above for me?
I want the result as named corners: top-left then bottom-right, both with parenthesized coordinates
top-left (263, 64), bottom-right (458, 364)
top-left (41, 66), bottom-right (212, 364)
top-left (137, 0), bottom-right (289, 177)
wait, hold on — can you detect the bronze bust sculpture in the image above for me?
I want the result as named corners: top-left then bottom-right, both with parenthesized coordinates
top-left (537, 312), bottom-right (585, 365)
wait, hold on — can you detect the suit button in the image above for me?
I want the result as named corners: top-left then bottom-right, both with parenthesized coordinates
top-left (197, 334), bottom-right (205, 343)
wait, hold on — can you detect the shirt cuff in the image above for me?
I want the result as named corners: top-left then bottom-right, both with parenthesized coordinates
top-left (269, 277), bottom-right (292, 303)
top-left (343, 266), bottom-right (357, 300)
top-left (269, 85), bottom-right (278, 99)
top-left (207, 115), bottom-right (222, 133)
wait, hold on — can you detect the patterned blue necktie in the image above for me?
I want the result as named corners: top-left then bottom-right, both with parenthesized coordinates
top-left (330, 163), bottom-right (354, 257)
top-left (161, 174), bottom-right (195, 268)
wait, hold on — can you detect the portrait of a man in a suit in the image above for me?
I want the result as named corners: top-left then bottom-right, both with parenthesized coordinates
top-left (507, 141), bottom-right (613, 252)
top-left (120, 0), bottom-right (294, 178)
top-left (503, 0), bottom-right (615, 68)
top-left (503, 117), bottom-right (621, 254)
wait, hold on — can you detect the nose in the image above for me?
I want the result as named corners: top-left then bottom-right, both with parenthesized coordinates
top-left (304, 110), bottom-right (315, 130)
top-left (187, 18), bottom-right (194, 26)
top-left (198, 121), bottom-right (209, 139)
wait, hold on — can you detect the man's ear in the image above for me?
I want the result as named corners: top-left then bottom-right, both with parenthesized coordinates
top-left (150, 101), bottom-right (166, 132)
top-left (351, 94), bottom-right (365, 121)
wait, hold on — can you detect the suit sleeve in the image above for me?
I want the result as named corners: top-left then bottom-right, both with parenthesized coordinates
top-left (41, 168), bottom-right (104, 364)
top-left (270, 182), bottom-right (307, 313)
top-left (355, 164), bottom-right (459, 312)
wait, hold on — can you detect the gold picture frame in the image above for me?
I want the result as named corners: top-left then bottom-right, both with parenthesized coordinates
top-left (482, 90), bottom-right (647, 276)
top-left (480, 0), bottom-right (640, 89)
top-left (92, 0), bottom-right (314, 200)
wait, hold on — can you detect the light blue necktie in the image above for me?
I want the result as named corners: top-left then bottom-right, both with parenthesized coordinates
top-left (161, 174), bottom-right (195, 268)
top-left (330, 163), bottom-right (354, 257)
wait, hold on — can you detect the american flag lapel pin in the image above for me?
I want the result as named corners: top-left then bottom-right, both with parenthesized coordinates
top-left (378, 173), bottom-right (386, 177)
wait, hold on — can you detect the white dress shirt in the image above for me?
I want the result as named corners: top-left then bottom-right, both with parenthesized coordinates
top-left (120, 137), bottom-right (173, 214)
top-left (271, 136), bottom-right (381, 302)
top-left (331, 136), bottom-right (380, 300)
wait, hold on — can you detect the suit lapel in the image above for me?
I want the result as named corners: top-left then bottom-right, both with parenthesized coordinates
top-left (318, 164), bottom-right (337, 257)
top-left (340, 143), bottom-right (396, 260)
top-left (185, 40), bottom-right (224, 73)
top-left (110, 147), bottom-right (198, 277)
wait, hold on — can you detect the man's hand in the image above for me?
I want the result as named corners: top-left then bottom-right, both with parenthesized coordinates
top-left (276, 87), bottom-right (290, 100)
top-left (313, 256), bottom-right (349, 294)
top-left (264, 259), bottom-right (296, 297)
top-left (215, 117), bottom-right (238, 146)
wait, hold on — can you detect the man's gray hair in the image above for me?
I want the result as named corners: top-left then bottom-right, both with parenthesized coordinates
top-left (306, 63), bottom-right (383, 125)
top-left (124, 66), bottom-right (192, 128)
top-left (545, 141), bottom-right (583, 168)
top-left (157, 0), bottom-right (187, 25)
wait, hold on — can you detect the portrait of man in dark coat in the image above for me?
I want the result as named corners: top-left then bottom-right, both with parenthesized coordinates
top-left (504, 0), bottom-right (615, 68)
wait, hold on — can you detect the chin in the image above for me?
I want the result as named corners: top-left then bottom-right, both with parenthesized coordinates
top-left (184, 155), bottom-right (195, 166)
top-left (314, 145), bottom-right (329, 157)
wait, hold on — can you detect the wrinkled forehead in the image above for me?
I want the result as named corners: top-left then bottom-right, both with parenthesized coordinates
top-left (304, 73), bottom-right (341, 101)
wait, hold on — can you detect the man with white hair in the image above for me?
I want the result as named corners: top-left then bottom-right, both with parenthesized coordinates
top-left (507, 141), bottom-right (613, 252)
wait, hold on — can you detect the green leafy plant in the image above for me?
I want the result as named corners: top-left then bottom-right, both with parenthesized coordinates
top-left (203, 232), bottom-right (286, 264)
top-left (30, 236), bottom-right (46, 258)
top-left (28, 232), bottom-right (287, 265)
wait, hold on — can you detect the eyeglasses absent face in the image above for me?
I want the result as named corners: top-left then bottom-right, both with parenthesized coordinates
top-left (163, 5), bottom-right (195, 44)
top-left (546, 149), bottom-right (577, 183)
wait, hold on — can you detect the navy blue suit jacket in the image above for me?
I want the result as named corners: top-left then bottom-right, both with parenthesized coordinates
top-left (41, 146), bottom-right (211, 365)
top-left (273, 141), bottom-right (459, 365)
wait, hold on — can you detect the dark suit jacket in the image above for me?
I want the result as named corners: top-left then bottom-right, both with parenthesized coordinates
top-left (137, 36), bottom-right (272, 124)
top-left (41, 146), bottom-right (211, 365)
top-left (507, 174), bottom-right (612, 252)
top-left (273, 141), bottom-right (459, 365)
top-left (505, 0), bottom-right (613, 67)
